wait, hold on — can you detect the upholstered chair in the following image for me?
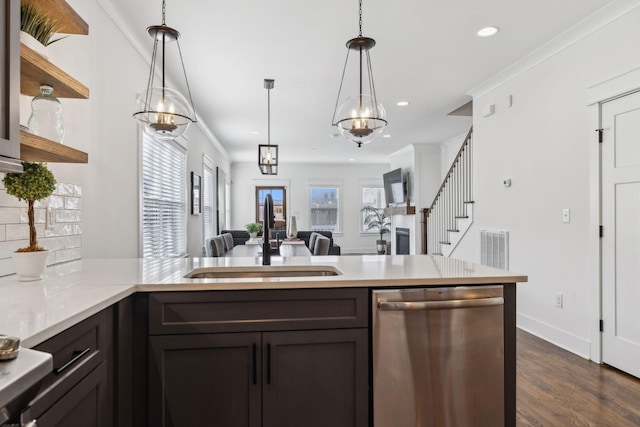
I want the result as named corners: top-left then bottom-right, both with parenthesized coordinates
top-left (221, 233), bottom-right (234, 252)
top-left (204, 238), bottom-right (214, 257)
top-left (313, 235), bottom-right (330, 256)
top-left (211, 236), bottom-right (226, 257)
top-left (308, 232), bottom-right (320, 252)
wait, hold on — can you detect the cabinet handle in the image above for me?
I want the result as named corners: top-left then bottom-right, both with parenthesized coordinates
top-left (252, 343), bottom-right (257, 385)
top-left (377, 297), bottom-right (504, 311)
top-left (266, 343), bottom-right (271, 385)
top-left (54, 347), bottom-right (91, 375)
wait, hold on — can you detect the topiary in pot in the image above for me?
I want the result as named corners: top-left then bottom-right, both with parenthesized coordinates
top-left (3, 162), bottom-right (56, 252)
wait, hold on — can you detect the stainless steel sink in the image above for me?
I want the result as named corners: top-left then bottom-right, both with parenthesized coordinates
top-left (185, 265), bottom-right (342, 279)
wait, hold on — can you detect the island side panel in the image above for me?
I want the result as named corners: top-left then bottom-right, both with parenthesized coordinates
top-left (504, 283), bottom-right (516, 427)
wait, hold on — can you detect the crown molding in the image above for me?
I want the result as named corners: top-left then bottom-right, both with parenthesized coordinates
top-left (468, 0), bottom-right (640, 98)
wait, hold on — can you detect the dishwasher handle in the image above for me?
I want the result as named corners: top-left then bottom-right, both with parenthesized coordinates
top-left (377, 296), bottom-right (504, 311)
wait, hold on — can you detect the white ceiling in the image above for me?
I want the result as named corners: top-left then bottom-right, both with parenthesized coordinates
top-left (107, 0), bottom-right (613, 164)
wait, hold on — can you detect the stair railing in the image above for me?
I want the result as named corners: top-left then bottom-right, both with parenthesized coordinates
top-left (422, 127), bottom-right (473, 255)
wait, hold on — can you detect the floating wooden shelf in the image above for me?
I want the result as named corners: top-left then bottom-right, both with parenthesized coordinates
top-left (22, 0), bottom-right (89, 35)
top-left (20, 129), bottom-right (88, 163)
top-left (384, 205), bottom-right (416, 216)
top-left (20, 44), bottom-right (89, 99)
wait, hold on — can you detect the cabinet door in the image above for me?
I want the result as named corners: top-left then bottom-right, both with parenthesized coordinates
top-left (22, 362), bottom-right (108, 427)
top-left (262, 329), bottom-right (368, 427)
top-left (0, 0), bottom-right (20, 159)
top-left (149, 332), bottom-right (261, 427)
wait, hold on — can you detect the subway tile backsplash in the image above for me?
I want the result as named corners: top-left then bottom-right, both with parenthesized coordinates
top-left (0, 181), bottom-right (82, 277)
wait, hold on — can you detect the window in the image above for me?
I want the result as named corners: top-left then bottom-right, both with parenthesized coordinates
top-left (361, 185), bottom-right (385, 232)
top-left (217, 167), bottom-right (230, 232)
top-left (309, 186), bottom-right (340, 232)
top-left (203, 163), bottom-right (214, 240)
top-left (141, 133), bottom-right (187, 258)
top-left (256, 186), bottom-right (287, 231)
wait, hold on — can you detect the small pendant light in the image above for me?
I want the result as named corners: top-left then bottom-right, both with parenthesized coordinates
top-left (133, 0), bottom-right (196, 140)
top-left (332, 0), bottom-right (387, 147)
top-left (258, 79), bottom-right (278, 175)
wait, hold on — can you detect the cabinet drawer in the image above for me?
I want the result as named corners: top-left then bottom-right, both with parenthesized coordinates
top-left (32, 308), bottom-right (112, 409)
top-left (23, 361), bottom-right (108, 427)
top-left (148, 288), bottom-right (368, 335)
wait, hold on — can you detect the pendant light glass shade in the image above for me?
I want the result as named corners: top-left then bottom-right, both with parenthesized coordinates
top-left (133, 2), bottom-right (196, 140)
top-left (334, 93), bottom-right (386, 146)
top-left (258, 79), bottom-right (278, 175)
top-left (135, 87), bottom-right (194, 139)
top-left (332, 1), bottom-right (387, 147)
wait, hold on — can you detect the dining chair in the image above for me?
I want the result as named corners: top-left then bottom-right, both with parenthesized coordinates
top-left (211, 236), bottom-right (226, 257)
top-left (221, 233), bottom-right (234, 252)
top-left (313, 235), bottom-right (330, 256)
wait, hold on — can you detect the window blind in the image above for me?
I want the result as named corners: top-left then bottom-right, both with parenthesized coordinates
top-left (141, 133), bottom-right (187, 258)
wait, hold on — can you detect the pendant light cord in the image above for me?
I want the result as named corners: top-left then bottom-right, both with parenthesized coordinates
top-left (358, 0), bottom-right (363, 37)
top-left (162, 0), bottom-right (166, 25)
top-left (267, 86), bottom-right (271, 147)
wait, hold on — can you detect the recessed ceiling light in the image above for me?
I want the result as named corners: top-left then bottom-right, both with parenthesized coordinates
top-left (383, 134), bottom-right (391, 138)
top-left (477, 26), bottom-right (500, 37)
top-left (396, 101), bottom-right (410, 107)
top-left (251, 131), bottom-right (261, 135)
top-left (348, 158), bottom-right (355, 162)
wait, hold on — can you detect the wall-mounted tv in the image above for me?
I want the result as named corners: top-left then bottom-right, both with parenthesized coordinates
top-left (383, 168), bottom-right (406, 205)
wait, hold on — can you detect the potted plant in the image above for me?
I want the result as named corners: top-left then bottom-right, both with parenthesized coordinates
top-left (3, 162), bottom-right (57, 281)
top-left (361, 205), bottom-right (391, 254)
top-left (245, 222), bottom-right (263, 239)
top-left (20, 3), bottom-right (67, 57)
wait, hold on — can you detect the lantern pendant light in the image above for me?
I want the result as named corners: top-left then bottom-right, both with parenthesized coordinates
top-left (133, 0), bottom-right (196, 140)
top-left (332, 0), bottom-right (387, 147)
top-left (258, 79), bottom-right (278, 175)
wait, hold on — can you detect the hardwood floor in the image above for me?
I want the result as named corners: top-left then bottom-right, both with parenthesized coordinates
top-left (517, 329), bottom-right (640, 426)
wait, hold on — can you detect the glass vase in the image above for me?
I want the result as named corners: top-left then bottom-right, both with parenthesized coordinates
top-left (27, 85), bottom-right (65, 143)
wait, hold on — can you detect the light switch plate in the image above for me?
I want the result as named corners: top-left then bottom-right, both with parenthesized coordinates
top-left (46, 207), bottom-right (55, 230)
top-left (562, 208), bottom-right (570, 223)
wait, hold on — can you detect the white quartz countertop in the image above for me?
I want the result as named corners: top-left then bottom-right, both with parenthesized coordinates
top-left (0, 256), bottom-right (526, 348)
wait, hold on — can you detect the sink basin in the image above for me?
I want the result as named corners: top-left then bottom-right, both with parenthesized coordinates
top-left (184, 265), bottom-right (342, 279)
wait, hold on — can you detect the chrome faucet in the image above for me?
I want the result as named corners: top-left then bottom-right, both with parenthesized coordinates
top-left (263, 194), bottom-right (273, 265)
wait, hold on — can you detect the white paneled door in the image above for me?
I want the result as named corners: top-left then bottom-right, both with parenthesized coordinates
top-left (602, 90), bottom-right (640, 378)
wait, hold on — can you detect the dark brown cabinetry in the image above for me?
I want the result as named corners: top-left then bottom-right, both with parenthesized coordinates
top-left (0, 0), bottom-right (21, 166)
top-left (147, 289), bottom-right (369, 427)
top-left (25, 308), bottom-right (113, 427)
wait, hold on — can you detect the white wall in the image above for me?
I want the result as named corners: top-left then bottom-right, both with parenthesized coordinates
top-left (230, 162), bottom-right (390, 254)
top-left (388, 144), bottom-right (442, 254)
top-left (453, 5), bottom-right (640, 358)
top-left (13, 0), bottom-right (230, 259)
top-left (440, 132), bottom-right (468, 181)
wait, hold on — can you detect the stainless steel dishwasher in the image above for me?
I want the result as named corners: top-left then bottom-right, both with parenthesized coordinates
top-left (372, 286), bottom-right (504, 427)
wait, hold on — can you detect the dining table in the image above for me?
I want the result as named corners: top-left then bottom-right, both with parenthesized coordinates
top-left (223, 240), bottom-right (312, 257)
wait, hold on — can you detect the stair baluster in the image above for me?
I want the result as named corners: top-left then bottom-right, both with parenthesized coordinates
top-left (423, 127), bottom-right (473, 255)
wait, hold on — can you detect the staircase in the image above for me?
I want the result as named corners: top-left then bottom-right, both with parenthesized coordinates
top-left (424, 128), bottom-right (473, 256)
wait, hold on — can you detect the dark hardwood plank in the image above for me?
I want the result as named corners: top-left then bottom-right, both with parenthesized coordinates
top-left (517, 329), bottom-right (640, 427)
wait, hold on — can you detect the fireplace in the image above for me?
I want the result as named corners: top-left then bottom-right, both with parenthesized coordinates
top-left (396, 227), bottom-right (410, 255)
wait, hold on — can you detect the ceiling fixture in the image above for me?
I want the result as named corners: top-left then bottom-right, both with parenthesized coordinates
top-left (477, 26), bottom-right (500, 37)
top-left (396, 101), bottom-right (410, 107)
top-left (332, 0), bottom-right (387, 148)
top-left (258, 79), bottom-right (278, 175)
top-left (133, 0), bottom-right (196, 140)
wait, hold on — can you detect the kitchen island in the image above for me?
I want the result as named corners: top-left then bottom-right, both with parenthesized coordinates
top-left (0, 256), bottom-right (526, 426)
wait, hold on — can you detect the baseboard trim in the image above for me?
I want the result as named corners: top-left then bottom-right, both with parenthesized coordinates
top-left (517, 313), bottom-right (592, 360)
